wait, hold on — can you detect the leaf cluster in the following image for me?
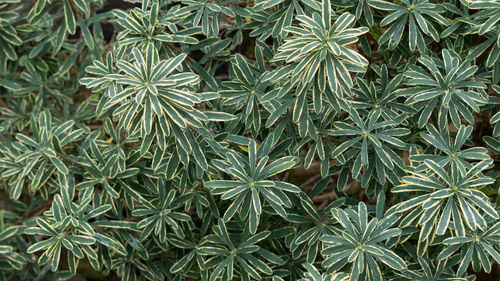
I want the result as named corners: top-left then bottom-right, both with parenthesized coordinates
top-left (0, 0), bottom-right (499, 281)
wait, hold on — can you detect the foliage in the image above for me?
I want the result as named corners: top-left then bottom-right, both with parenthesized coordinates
top-left (0, 0), bottom-right (499, 280)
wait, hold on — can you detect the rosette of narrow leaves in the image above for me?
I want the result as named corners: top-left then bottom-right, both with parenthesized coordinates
top-left (438, 221), bottom-right (500, 276)
top-left (392, 159), bottom-right (499, 255)
top-left (320, 202), bottom-right (407, 281)
top-left (351, 64), bottom-right (415, 120)
top-left (113, 2), bottom-right (199, 50)
top-left (411, 124), bottom-right (491, 176)
top-left (106, 43), bottom-right (202, 134)
top-left (328, 108), bottom-right (409, 186)
top-left (369, 0), bottom-right (448, 52)
top-left (198, 219), bottom-right (280, 280)
top-left (132, 178), bottom-right (191, 243)
top-left (205, 140), bottom-right (300, 234)
top-left (0, 111), bottom-right (83, 200)
top-left (298, 263), bottom-right (349, 281)
top-left (219, 54), bottom-right (279, 132)
top-left (77, 135), bottom-right (140, 211)
top-left (272, 0), bottom-right (368, 109)
top-left (93, 43), bottom-right (214, 167)
top-left (14, 59), bottom-right (77, 107)
top-left (25, 177), bottom-right (112, 273)
top-left (399, 49), bottom-right (487, 129)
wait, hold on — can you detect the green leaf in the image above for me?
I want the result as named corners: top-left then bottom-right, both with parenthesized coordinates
top-left (63, 0), bottom-right (76, 34)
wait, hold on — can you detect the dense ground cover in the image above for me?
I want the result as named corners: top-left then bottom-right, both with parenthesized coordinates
top-left (0, 0), bottom-right (499, 280)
